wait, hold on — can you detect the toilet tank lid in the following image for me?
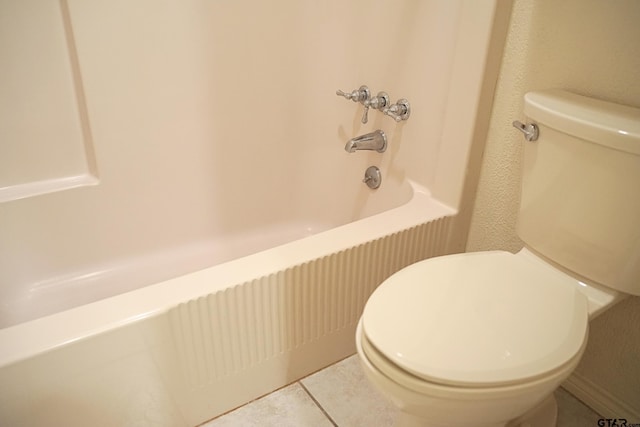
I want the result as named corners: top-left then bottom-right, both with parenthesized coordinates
top-left (524, 89), bottom-right (640, 156)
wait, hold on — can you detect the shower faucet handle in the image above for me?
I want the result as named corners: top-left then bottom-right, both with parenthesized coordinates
top-left (361, 92), bottom-right (390, 124)
top-left (336, 85), bottom-right (371, 103)
top-left (364, 92), bottom-right (390, 110)
top-left (383, 99), bottom-right (411, 122)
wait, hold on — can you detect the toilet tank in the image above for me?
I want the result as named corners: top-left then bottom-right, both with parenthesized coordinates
top-left (517, 90), bottom-right (640, 295)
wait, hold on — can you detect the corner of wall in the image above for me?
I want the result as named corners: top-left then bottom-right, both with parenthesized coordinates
top-left (437, 0), bottom-right (514, 255)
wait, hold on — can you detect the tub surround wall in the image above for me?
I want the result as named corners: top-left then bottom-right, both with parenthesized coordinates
top-left (0, 0), bottom-right (498, 327)
top-left (468, 0), bottom-right (640, 418)
top-left (1, 0), bottom-right (460, 326)
top-left (0, 0), bottom-right (98, 202)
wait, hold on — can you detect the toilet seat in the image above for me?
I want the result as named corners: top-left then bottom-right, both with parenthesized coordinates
top-left (358, 319), bottom-right (585, 400)
top-left (361, 251), bottom-right (589, 388)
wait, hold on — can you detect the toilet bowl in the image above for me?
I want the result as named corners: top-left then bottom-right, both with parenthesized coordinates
top-left (356, 90), bottom-right (640, 427)
top-left (357, 318), bottom-right (571, 427)
top-left (356, 249), bottom-right (598, 427)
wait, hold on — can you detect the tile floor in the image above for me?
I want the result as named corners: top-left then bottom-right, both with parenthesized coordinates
top-left (202, 355), bottom-right (602, 427)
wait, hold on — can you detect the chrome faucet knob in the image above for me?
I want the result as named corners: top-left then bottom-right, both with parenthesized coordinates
top-left (383, 99), bottom-right (411, 122)
top-left (336, 85), bottom-right (370, 103)
top-left (364, 92), bottom-right (390, 110)
top-left (384, 109), bottom-right (403, 122)
top-left (360, 92), bottom-right (390, 124)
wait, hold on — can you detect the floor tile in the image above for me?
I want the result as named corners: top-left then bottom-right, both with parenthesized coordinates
top-left (301, 355), bottom-right (397, 427)
top-left (556, 386), bottom-right (602, 427)
top-left (301, 355), bottom-right (601, 427)
top-left (203, 354), bottom-right (604, 427)
top-left (202, 383), bottom-right (334, 427)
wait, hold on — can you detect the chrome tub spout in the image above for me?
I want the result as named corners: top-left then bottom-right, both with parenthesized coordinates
top-left (344, 130), bottom-right (387, 153)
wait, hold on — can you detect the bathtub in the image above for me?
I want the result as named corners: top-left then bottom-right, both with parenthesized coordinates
top-left (0, 178), bottom-right (455, 426)
top-left (0, 0), bottom-right (509, 424)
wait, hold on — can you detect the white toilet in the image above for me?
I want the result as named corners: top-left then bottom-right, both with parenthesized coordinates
top-left (356, 90), bottom-right (640, 427)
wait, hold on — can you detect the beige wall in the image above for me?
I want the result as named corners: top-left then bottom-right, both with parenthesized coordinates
top-left (467, 0), bottom-right (640, 418)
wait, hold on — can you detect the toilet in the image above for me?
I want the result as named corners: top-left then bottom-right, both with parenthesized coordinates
top-left (356, 90), bottom-right (640, 427)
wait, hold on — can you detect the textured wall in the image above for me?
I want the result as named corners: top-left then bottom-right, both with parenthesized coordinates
top-left (467, 0), bottom-right (640, 417)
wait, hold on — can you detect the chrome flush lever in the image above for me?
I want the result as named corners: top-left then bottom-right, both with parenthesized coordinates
top-left (512, 121), bottom-right (539, 141)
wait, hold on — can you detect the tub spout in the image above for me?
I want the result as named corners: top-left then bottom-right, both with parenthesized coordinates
top-left (345, 130), bottom-right (387, 153)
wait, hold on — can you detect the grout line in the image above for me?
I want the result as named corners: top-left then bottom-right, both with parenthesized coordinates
top-left (299, 381), bottom-right (339, 427)
top-left (298, 354), bottom-right (357, 383)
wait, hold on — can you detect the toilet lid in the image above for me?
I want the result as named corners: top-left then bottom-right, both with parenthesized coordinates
top-left (362, 251), bottom-right (589, 387)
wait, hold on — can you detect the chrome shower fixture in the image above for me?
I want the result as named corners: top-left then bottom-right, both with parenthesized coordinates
top-left (336, 85), bottom-right (370, 104)
top-left (344, 130), bottom-right (387, 153)
top-left (336, 85), bottom-right (410, 123)
top-left (383, 99), bottom-right (411, 122)
top-left (363, 166), bottom-right (381, 189)
top-left (362, 92), bottom-right (390, 124)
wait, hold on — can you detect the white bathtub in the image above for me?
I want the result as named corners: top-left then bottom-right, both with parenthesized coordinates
top-left (0, 180), bottom-right (454, 426)
top-left (0, 0), bottom-right (508, 424)
top-left (0, 168), bottom-right (416, 329)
